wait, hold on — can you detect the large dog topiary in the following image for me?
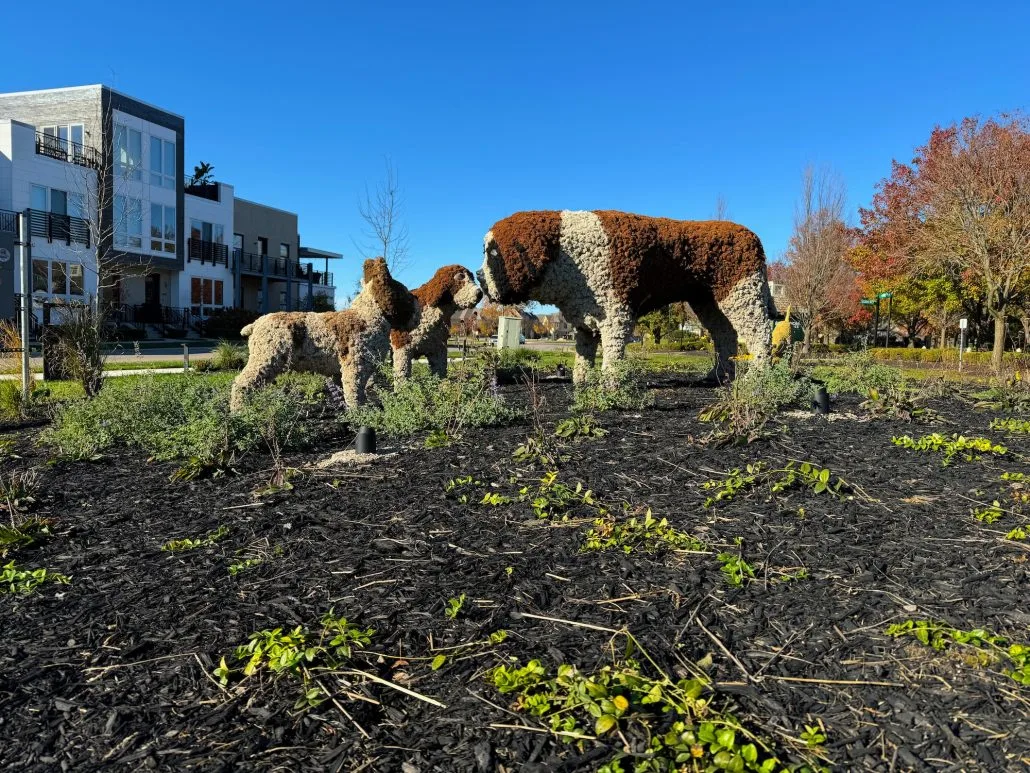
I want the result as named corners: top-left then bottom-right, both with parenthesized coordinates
top-left (478, 210), bottom-right (773, 382)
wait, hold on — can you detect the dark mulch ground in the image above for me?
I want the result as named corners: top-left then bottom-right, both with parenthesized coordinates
top-left (2, 381), bottom-right (1030, 772)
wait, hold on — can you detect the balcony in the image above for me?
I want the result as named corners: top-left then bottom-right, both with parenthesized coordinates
top-left (184, 178), bottom-right (220, 202)
top-left (187, 238), bottom-right (229, 266)
top-left (35, 132), bottom-right (101, 170)
top-left (28, 209), bottom-right (90, 247)
top-left (232, 250), bottom-right (333, 286)
top-left (311, 270), bottom-right (334, 287)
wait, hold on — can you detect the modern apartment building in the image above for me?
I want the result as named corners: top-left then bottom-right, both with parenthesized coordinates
top-left (0, 84), bottom-right (336, 333)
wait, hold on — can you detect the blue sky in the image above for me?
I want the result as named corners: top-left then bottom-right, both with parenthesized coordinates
top-left (3, 0), bottom-right (1029, 297)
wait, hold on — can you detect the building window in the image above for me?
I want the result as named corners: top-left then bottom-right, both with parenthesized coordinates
top-left (257, 237), bottom-right (268, 256)
top-left (40, 124), bottom-right (85, 159)
top-left (32, 260), bottom-right (49, 293)
top-left (280, 243), bottom-right (290, 259)
top-left (213, 224), bottom-right (224, 244)
top-left (150, 136), bottom-right (175, 189)
top-left (69, 264), bottom-right (84, 296)
top-left (233, 233), bottom-right (243, 251)
top-left (52, 262), bottom-right (68, 295)
top-left (114, 124), bottom-right (142, 180)
top-left (115, 195), bottom-right (143, 248)
top-left (190, 277), bottom-right (225, 317)
top-left (30, 185), bottom-right (72, 214)
top-left (31, 185), bottom-right (46, 211)
top-left (150, 204), bottom-right (176, 254)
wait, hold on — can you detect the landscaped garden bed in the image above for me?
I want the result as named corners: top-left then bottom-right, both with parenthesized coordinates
top-left (2, 363), bottom-right (1029, 771)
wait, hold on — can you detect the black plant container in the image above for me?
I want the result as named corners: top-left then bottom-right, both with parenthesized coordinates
top-left (355, 426), bottom-right (377, 454)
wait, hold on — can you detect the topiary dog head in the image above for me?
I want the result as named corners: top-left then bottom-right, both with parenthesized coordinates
top-left (478, 211), bottom-right (562, 304)
top-left (416, 265), bottom-right (483, 311)
top-left (362, 257), bottom-right (418, 331)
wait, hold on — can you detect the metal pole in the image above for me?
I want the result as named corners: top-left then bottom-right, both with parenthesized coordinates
top-left (17, 211), bottom-right (31, 398)
top-left (885, 295), bottom-right (893, 348)
top-left (182, 343), bottom-right (189, 372)
top-left (959, 328), bottom-right (964, 372)
top-left (873, 299), bottom-right (881, 350)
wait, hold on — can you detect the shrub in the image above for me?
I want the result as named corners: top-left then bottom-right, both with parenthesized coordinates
top-left (210, 340), bottom-right (248, 371)
top-left (476, 347), bottom-right (541, 383)
top-left (202, 308), bottom-right (261, 340)
top-left (347, 360), bottom-right (521, 437)
top-left (698, 362), bottom-right (812, 442)
top-left (0, 382), bottom-right (23, 421)
top-left (47, 304), bottom-right (108, 397)
top-left (572, 360), bottom-right (653, 413)
top-left (811, 351), bottom-right (903, 396)
top-left (42, 372), bottom-right (328, 463)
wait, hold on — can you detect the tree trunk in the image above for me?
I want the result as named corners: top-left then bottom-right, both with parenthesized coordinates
top-left (1022, 316), bottom-right (1030, 351)
top-left (652, 328), bottom-right (662, 347)
top-left (940, 322), bottom-right (947, 350)
top-left (802, 324), bottom-right (812, 355)
top-left (992, 312), bottom-right (1007, 374)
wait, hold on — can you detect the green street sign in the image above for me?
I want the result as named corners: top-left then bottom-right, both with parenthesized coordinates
top-left (860, 299), bottom-right (876, 306)
top-left (878, 292), bottom-right (893, 299)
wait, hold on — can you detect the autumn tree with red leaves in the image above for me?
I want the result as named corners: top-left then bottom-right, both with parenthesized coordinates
top-left (862, 115), bottom-right (1030, 372)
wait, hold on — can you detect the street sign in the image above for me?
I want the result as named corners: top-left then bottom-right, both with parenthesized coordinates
top-left (877, 291), bottom-right (893, 299)
top-left (959, 318), bottom-right (968, 330)
top-left (860, 299), bottom-right (876, 306)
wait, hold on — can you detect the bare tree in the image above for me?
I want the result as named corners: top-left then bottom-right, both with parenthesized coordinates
top-left (782, 166), bottom-right (856, 353)
top-left (712, 194), bottom-right (730, 221)
top-left (355, 158), bottom-right (410, 276)
top-left (54, 98), bottom-right (151, 394)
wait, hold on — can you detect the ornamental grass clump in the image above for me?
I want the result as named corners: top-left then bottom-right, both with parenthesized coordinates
top-left (699, 362), bottom-right (813, 443)
top-left (810, 351), bottom-right (903, 396)
top-left (572, 360), bottom-right (653, 414)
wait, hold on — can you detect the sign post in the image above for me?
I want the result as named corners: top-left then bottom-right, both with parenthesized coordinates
top-left (860, 299), bottom-right (876, 347)
top-left (878, 292), bottom-right (893, 348)
top-left (16, 211), bottom-right (31, 399)
top-left (959, 317), bottom-right (968, 372)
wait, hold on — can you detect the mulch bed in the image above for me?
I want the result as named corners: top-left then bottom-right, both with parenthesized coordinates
top-left (2, 381), bottom-right (1030, 772)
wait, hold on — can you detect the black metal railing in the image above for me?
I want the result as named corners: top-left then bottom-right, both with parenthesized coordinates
top-left (107, 303), bottom-right (193, 332)
top-left (311, 271), bottom-right (334, 287)
top-left (187, 238), bottom-right (229, 266)
top-left (0, 208), bottom-right (18, 235)
top-left (35, 132), bottom-right (101, 169)
top-left (28, 209), bottom-right (90, 246)
top-left (231, 250), bottom-right (332, 286)
top-left (184, 178), bottom-right (220, 201)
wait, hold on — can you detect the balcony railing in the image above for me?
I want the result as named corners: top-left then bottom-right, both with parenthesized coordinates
top-left (231, 250), bottom-right (334, 287)
top-left (35, 132), bottom-right (101, 169)
top-left (28, 209), bottom-right (90, 247)
top-left (0, 208), bottom-right (17, 235)
top-left (311, 271), bottom-right (334, 287)
top-left (187, 238), bottom-right (229, 266)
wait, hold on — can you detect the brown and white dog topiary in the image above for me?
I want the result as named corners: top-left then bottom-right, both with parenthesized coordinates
top-left (478, 210), bottom-right (773, 382)
top-left (230, 257), bottom-right (417, 411)
top-left (389, 265), bottom-right (483, 380)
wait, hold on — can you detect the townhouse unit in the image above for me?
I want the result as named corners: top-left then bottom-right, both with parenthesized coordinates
top-left (0, 84), bottom-right (337, 334)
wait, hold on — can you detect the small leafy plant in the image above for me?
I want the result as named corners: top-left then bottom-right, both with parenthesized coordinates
top-left (972, 501), bottom-right (1005, 524)
top-left (444, 475), bottom-right (485, 503)
top-left (703, 461), bottom-right (848, 508)
top-left (217, 609), bottom-right (374, 709)
top-left (1, 560), bottom-right (70, 594)
top-left (490, 632), bottom-right (828, 772)
top-left (891, 433), bottom-right (1006, 466)
top-left (0, 516), bottom-right (52, 559)
top-left (444, 593), bottom-right (467, 619)
top-left (886, 619), bottom-right (1030, 685)
top-left (989, 417), bottom-right (1030, 433)
top-left (161, 524), bottom-right (230, 552)
top-left (555, 415), bottom-right (608, 440)
top-left (582, 510), bottom-right (702, 554)
top-left (717, 542), bottom-right (756, 587)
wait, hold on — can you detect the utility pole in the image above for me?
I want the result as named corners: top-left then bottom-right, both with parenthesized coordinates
top-left (16, 210), bottom-right (31, 398)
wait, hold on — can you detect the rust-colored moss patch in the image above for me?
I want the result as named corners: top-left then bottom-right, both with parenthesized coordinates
top-left (325, 310), bottom-right (368, 359)
top-left (593, 212), bottom-right (766, 309)
top-left (390, 329), bottom-right (411, 349)
top-left (413, 264), bottom-right (468, 308)
top-left (363, 257), bottom-right (416, 330)
top-left (490, 211), bottom-right (562, 297)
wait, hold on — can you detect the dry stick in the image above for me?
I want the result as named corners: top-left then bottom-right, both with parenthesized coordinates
top-left (488, 723), bottom-right (596, 741)
top-left (84, 652), bottom-right (195, 674)
top-left (696, 620), bottom-right (757, 683)
top-left (194, 653), bottom-right (231, 696)
top-left (314, 677), bottom-right (370, 738)
top-left (765, 675), bottom-right (905, 688)
top-left (513, 611), bottom-right (620, 634)
top-left (339, 668), bottom-right (446, 708)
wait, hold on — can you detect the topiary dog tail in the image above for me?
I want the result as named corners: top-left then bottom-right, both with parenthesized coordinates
top-left (240, 324), bottom-right (254, 337)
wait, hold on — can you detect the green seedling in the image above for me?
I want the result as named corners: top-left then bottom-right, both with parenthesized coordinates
top-left (554, 415), bottom-right (608, 439)
top-left (886, 619), bottom-right (1030, 685)
top-left (582, 509), bottom-right (702, 554)
top-left (1, 560), bottom-right (69, 594)
top-left (161, 524), bottom-right (229, 552)
top-left (891, 433), bottom-right (1006, 466)
top-left (444, 593), bottom-right (467, 619)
